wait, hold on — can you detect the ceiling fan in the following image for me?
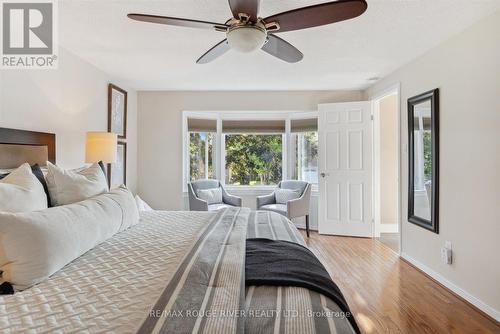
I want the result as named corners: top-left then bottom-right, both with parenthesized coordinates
top-left (128, 0), bottom-right (367, 64)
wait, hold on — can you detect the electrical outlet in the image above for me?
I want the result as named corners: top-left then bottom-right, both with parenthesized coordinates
top-left (441, 242), bottom-right (453, 264)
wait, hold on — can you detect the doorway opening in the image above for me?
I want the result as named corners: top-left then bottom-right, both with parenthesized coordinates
top-left (373, 88), bottom-right (400, 253)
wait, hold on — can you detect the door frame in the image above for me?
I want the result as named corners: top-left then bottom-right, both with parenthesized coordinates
top-left (369, 83), bottom-right (402, 254)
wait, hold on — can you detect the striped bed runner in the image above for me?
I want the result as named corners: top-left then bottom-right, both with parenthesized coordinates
top-left (138, 208), bottom-right (356, 334)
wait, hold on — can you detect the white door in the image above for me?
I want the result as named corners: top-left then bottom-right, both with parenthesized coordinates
top-left (318, 102), bottom-right (373, 237)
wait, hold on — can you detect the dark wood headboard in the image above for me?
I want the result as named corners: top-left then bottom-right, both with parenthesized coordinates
top-left (0, 127), bottom-right (56, 168)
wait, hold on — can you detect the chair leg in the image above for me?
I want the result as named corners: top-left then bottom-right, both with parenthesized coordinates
top-left (305, 215), bottom-right (310, 238)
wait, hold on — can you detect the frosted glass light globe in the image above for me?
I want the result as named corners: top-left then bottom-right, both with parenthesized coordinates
top-left (227, 26), bottom-right (267, 53)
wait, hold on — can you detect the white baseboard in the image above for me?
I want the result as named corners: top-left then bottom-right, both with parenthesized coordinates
top-left (401, 252), bottom-right (500, 322)
top-left (379, 224), bottom-right (398, 233)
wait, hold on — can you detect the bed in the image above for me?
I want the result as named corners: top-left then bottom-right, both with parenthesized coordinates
top-left (0, 128), bottom-right (358, 334)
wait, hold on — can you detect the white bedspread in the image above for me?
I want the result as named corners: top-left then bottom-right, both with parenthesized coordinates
top-left (0, 211), bottom-right (215, 334)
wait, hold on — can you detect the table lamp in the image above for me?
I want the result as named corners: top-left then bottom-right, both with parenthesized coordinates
top-left (85, 132), bottom-right (117, 164)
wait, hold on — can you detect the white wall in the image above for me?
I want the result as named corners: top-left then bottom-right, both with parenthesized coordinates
top-left (365, 10), bottom-right (500, 320)
top-left (0, 47), bottom-right (138, 193)
top-left (137, 90), bottom-right (363, 227)
top-left (378, 94), bottom-right (399, 228)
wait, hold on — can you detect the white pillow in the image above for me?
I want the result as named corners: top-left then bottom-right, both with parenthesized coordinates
top-left (0, 163), bottom-right (48, 212)
top-left (0, 186), bottom-right (139, 290)
top-left (110, 186), bottom-right (141, 232)
top-left (135, 195), bottom-right (153, 211)
top-left (197, 187), bottom-right (223, 205)
top-left (46, 161), bottom-right (108, 206)
top-left (275, 188), bottom-right (301, 204)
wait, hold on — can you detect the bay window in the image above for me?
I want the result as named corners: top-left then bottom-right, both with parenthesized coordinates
top-left (184, 113), bottom-right (318, 190)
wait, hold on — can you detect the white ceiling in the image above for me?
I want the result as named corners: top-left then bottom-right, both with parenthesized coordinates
top-left (59, 0), bottom-right (500, 91)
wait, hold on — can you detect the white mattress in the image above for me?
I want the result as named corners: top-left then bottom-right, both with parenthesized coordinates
top-left (0, 211), bottom-right (215, 334)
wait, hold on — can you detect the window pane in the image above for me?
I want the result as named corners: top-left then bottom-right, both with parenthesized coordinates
top-left (225, 134), bottom-right (282, 185)
top-left (189, 132), bottom-right (215, 181)
top-left (293, 132), bottom-right (318, 184)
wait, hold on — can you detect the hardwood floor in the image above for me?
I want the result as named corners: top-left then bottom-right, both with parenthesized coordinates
top-left (300, 231), bottom-right (500, 334)
top-left (377, 233), bottom-right (400, 254)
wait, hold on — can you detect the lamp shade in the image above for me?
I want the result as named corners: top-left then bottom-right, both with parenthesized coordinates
top-left (85, 132), bottom-right (117, 163)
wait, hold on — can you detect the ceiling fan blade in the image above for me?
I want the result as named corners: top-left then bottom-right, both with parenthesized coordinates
top-left (264, 0), bottom-right (367, 33)
top-left (196, 39), bottom-right (231, 64)
top-left (127, 14), bottom-right (228, 31)
top-left (228, 0), bottom-right (260, 21)
top-left (262, 34), bottom-right (303, 63)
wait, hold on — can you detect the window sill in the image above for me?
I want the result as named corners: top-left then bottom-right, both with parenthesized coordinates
top-left (182, 185), bottom-right (318, 196)
top-left (225, 186), bottom-right (276, 195)
top-left (222, 185), bottom-right (319, 196)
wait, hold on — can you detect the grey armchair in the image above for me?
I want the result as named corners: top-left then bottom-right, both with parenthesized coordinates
top-left (188, 179), bottom-right (242, 211)
top-left (256, 180), bottom-right (312, 237)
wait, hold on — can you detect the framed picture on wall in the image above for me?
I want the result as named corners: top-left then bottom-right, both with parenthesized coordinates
top-left (108, 84), bottom-right (128, 139)
top-left (108, 141), bottom-right (127, 187)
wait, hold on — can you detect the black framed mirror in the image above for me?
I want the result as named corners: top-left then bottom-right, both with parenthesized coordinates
top-left (408, 89), bottom-right (439, 233)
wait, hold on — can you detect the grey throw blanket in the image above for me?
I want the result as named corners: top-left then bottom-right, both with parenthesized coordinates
top-left (246, 238), bottom-right (360, 334)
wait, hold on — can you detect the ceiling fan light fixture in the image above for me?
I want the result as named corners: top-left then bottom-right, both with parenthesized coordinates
top-left (129, 0), bottom-right (368, 63)
top-left (226, 25), bottom-right (267, 53)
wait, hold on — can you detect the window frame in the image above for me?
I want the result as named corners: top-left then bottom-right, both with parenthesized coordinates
top-left (182, 111), bottom-right (318, 193)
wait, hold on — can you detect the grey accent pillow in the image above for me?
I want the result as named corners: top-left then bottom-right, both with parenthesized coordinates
top-left (197, 187), bottom-right (223, 205)
top-left (275, 188), bottom-right (301, 204)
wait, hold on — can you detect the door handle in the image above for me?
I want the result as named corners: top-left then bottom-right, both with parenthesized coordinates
top-left (320, 172), bottom-right (330, 178)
